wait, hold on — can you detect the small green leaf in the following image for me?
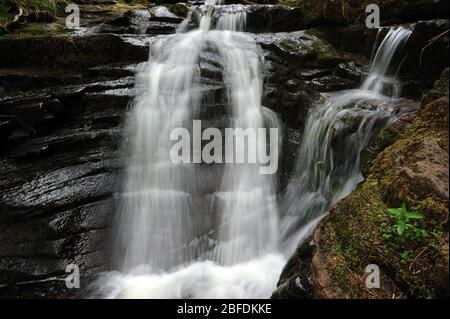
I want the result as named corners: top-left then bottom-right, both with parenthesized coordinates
top-left (397, 221), bottom-right (406, 236)
top-left (407, 211), bottom-right (424, 219)
top-left (388, 208), bottom-right (400, 217)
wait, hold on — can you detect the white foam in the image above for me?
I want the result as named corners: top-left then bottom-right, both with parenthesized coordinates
top-left (91, 254), bottom-right (285, 299)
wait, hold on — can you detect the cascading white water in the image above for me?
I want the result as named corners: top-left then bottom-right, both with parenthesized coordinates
top-left (93, 1), bottom-right (285, 298)
top-left (92, 3), bottom-right (412, 296)
top-left (210, 33), bottom-right (279, 265)
top-left (280, 26), bottom-right (412, 255)
top-left (362, 27), bottom-right (412, 96)
top-left (113, 30), bottom-right (206, 273)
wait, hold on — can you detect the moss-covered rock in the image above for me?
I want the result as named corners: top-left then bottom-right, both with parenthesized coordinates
top-left (310, 96), bottom-right (449, 298)
top-left (422, 68), bottom-right (449, 106)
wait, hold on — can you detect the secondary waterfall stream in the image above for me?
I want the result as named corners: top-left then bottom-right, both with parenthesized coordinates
top-left (280, 27), bottom-right (412, 254)
top-left (92, 2), bottom-right (412, 298)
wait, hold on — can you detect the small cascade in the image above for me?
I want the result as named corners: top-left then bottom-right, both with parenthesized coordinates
top-left (280, 26), bottom-right (412, 255)
top-left (362, 27), bottom-right (412, 97)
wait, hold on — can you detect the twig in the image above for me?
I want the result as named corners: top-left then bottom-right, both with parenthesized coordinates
top-left (238, 0), bottom-right (257, 4)
top-left (420, 29), bottom-right (449, 66)
top-left (0, 7), bottom-right (25, 34)
top-left (408, 243), bottom-right (430, 271)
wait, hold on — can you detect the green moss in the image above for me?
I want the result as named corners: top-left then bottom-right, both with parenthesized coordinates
top-left (310, 36), bottom-right (342, 67)
top-left (360, 124), bottom-right (403, 177)
top-left (2, 22), bottom-right (67, 38)
top-left (371, 99), bottom-right (448, 220)
top-left (422, 68), bottom-right (449, 106)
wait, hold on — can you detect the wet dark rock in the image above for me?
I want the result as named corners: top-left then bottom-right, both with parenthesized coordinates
top-left (308, 76), bottom-right (356, 92)
top-left (0, 34), bottom-right (149, 70)
top-left (255, 31), bottom-right (343, 68)
top-left (300, 68), bottom-right (333, 80)
top-left (246, 5), bottom-right (304, 33)
top-left (400, 19), bottom-right (449, 95)
top-left (0, 58), bottom-right (135, 291)
top-left (98, 6), bottom-right (183, 34)
top-left (277, 127), bottom-right (303, 192)
top-left (256, 30), bottom-right (353, 192)
top-left (271, 239), bottom-right (314, 299)
top-left (359, 99), bottom-right (423, 176)
top-left (334, 61), bottom-right (368, 83)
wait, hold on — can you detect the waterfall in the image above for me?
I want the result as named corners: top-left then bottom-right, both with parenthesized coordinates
top-left (93, 1), bottom-right (284, 298)
top-left (92, 4), bottom-right (412, 296)
top-left (362, 27), bottom-right (412, 96)
top-left (280, 26), bottom-right (412, 255)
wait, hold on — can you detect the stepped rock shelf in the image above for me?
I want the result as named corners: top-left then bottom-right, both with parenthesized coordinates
top-left (0, 0), bottom-right (448, 298)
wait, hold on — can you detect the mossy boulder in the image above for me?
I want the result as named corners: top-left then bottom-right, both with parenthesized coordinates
top-left (309, 96), bottom-right (449, 298)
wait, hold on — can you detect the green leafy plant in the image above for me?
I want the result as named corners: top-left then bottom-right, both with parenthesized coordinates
top-left (388, 205), bottom-right (424, 235)
top-left (380, 204), bottom-right (428, 243)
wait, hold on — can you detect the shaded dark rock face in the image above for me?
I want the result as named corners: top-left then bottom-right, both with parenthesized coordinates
top-left (0, 30), bottom-right (145, 297)
top-left (400, 20), bottom-right (449, 97)
top-left (0, 63), bottom-right (137, 295)
top-left (0, 35), bottom-right (149, 70)
top-left (278, 0), bottom-right (449, 27)
top-left (377, 0), bottom-right (449, 23)
top-left (246, 5), bottom-right (305, 33)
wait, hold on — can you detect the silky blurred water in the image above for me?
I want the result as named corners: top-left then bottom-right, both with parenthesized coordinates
top-left (92, 4), bottom-right (412, 297)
